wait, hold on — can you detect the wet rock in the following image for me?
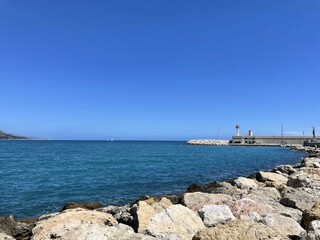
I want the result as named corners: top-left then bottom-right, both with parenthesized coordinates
top-left (256, 171), bottom-right (288, 185)
top-left (31, 208), bottom-right (118, 240)
top-left (192, 220), bottom-right (285, 240)
top-left (183, 192), bottom-right (233, 212)
top-left (198, 205), bottom-right (235, 227)
top-left (0, 215), bottom-right (34, 240)
top-left (61, 202), bottom-right (103, 211)
top-left (306, 220), bottom-right (320, 240)
top-left (287, 171), bottom-right (312, 188)
top-left (186, 183), bottom-right (203, 193)
top-left (280, 188), bottom-right (318, 211)
top-left (145, 204), bottom-right (205, 240)
top-left (233, 177), bottom-right (258, 189)
top-left (303, 201), bottom-right (320, 230)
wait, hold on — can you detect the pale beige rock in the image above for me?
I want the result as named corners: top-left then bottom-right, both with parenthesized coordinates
top-left (302, 157), bottom-right (320, 168)
top-left (146, 204), bottom-right (205, 240)
top-left (260, 213), bottom-right (306, 238)
top-left (135, 201), bottom-right (156, 233)
top-left (0, 233), bottom-right (15, 240)
top-left (245, 191), bottom-right (302, 222)
top-left (280, 188), bottom-right (318, 211)
top-left (31, 208), bottom-right (119, 240)
top-left (192, 220), bottom-right (285, 240)
top-left (133, 198), bottom-right (173, 233)
top-left (257, 171), bottom-right (288, 185)
top-left (198, 205), bottom-right (235, 227)
top-left (183, 192), bottom-right (233, 212)
top-left (234, 177), bottom-right (258, 189)
top-left (226, 198), bottom-right (274, 218)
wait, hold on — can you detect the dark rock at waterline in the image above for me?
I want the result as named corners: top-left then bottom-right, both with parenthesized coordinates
top-left (0, 215), bottom-right (35, 240)
top-left (61, 202), bottom-right (103, 211)
top-left (186, 183), bottom-right (203, 193)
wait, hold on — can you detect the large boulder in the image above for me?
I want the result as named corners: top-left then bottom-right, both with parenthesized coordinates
top-left (306, 220), bottom-right (320, 240)
top-left (303, 201), bottom-right (320, 230)
top-left (31, 208), bottom-right (124, 240)
top-left (131, 197), bottom-right (173, 233)
top-left (198, 205), bottom-right (235, 227)
top-left (256, 171), bottom-right (288, 185)
top-left (145, 204), bottom-right (205, 240)
top-left (245, 190), bottom-right (302, 222)
top-left (226, 198), bottom-right (274, 218)
top-left (233, 177), bottom-right (258, 189)
top-left (259, 213), bottom-right (306, 239)
top-left (183, 192), bottom-right (233, 212)
top-left (192, 220), bottom-right (285, 240)
top-left (0, 215), bottom-right (35, 240)
top-left (280, 188), bottom-right (318, 211)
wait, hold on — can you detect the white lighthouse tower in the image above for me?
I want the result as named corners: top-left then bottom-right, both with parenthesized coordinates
top-left (236, 124), bottom-right (240, 136)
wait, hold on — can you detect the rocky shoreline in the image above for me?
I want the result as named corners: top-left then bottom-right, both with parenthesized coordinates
top-left (1, 146), bottom-right (320, 239)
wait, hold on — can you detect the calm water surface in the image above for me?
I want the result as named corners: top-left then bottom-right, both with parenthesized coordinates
top-left (0, 141), bottom-right (306, 218)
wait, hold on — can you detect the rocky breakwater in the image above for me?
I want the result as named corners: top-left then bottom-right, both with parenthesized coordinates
top-left (1, 147), bottom-right (320, 239)
top-left (186, 139), bottom-right (229, 146)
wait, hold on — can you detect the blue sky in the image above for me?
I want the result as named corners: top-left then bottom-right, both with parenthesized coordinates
top-left (0, 0), bottom-right (319, 140)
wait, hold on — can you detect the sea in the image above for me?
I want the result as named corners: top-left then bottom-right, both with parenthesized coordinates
top-left (0, 140), bottom-right (306, 219)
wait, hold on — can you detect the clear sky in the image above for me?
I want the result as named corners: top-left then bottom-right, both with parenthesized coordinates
top-left (0, 0), bottom-right (319, 140)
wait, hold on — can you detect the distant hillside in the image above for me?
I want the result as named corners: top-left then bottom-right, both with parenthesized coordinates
top-left (0, 130), bottom-right (28, 140)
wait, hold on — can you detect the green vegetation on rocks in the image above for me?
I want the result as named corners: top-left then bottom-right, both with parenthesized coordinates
top-left (0, 130), bottom-right (28, 140)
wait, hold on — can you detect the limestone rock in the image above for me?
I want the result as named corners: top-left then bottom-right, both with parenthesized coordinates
top-left (145, 204), bottom-right (205, 240)
top-left (131, 198), bottom-right (174, 233)
top-left (273, 165), bottom-right (297, 175)
top-left (306, 220), bottom-right (320, 240)
top-left (192, 220), bottom-right (285, 240)
top-left (303, 201), bottom-right (320, 230)
top-left (0, 233), bottom-right (15, 240)
top-left (233, 177), bottom-right (258, 189)
top-left (287, 171), bottom-right (312, 188)
top-left (302, 157), bottom-right (320, 168)
top-left (259, 213), bottom-right (306, 239)
top-left (256, 171), bottom-right (288, 185)
top-left (183, 192), bottom-right (233, 212)
top-left (226, 198), bottom-right (274, 218)
top-left (31, 208), bottom-right (119, 240)
top-left (132, 201), bottom-right (156, 233)
top-left (280, 188), bottom-right (318, 211)
top-left (198, 205), bottom-right (235, 227)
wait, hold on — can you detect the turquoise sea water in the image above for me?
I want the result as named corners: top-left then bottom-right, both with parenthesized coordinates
top-left (0, 141), bottom-right (306, 218)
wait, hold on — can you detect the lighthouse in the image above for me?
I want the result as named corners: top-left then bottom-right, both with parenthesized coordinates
top-left (236, 125), bottom-right (240, 136)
